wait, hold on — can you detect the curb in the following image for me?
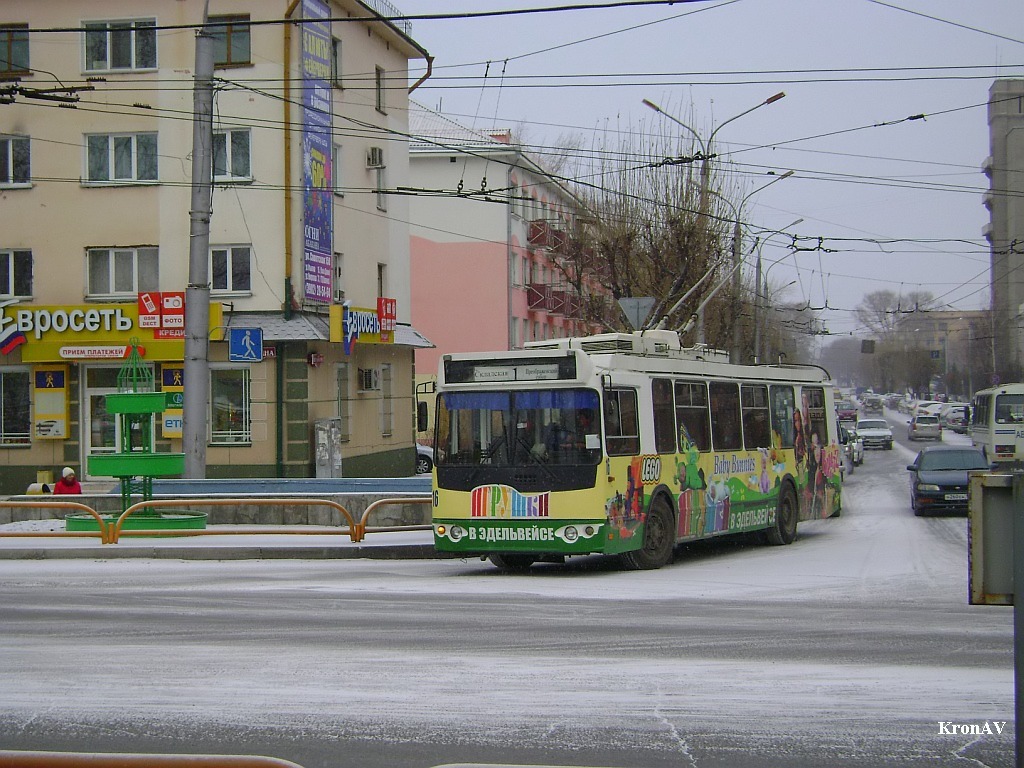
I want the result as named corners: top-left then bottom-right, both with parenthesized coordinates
top-left (0, 543), bottom-right (448, 561)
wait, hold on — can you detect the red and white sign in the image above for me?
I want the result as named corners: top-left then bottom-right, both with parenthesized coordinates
top-left (161, 292), bottom-right (185, 328)
top-left (138, 292), bottom-right (161, 328)
top-left (58, 345), bottom-right (144, 360)
top-left (136, 291), bottom-right (186, 331)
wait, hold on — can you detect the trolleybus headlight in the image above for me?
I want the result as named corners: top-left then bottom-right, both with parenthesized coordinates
top-left (448, 525), bottom-right (465, 542)
top-left (562, 526), bottom-right (579, 542)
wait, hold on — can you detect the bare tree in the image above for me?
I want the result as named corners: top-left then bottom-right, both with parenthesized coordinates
top-left (855, 289), bottom-right (936, 342)
top-left (555, 118), bottom-right (736, 342)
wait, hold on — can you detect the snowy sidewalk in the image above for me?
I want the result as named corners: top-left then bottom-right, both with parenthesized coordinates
top-left (0, 519), bottom-right (439, 560)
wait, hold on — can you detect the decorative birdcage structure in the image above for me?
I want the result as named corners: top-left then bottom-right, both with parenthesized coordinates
top-left (84, 339), bottom-right (187, 519)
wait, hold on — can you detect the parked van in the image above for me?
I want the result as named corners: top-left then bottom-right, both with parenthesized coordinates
top-left (971, 384), bottom-right (1024, 464)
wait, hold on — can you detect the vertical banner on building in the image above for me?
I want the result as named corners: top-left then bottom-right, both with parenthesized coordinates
top-left (302, 0), bottom-right (334, 303)
top-left (33, 365), bottom-right (68, 439)
top-left (161, 366), bottom-right (184, 439)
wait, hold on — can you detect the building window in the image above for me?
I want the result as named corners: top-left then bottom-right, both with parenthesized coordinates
top-left (377, 263), bottom-right (387, 298)
top-left (375, 66), bottom-right (386, 113)
top-left (380, 363), bottom-right (393, 436)
top-left (210, 15), bottom-right (251, 67)
top-left (0, 25), bottom-right (29, 77)
top-left (336, 363), bottom-right (351, 441)
top-left (0, 249), bottom-right (31, 297)
top-left (0, 135), bottom-right (29, 186)
top-left (86, 133), bottom-right (157, 183)
top-left (213, 129), bottom-right (251, 181)
top-left (87, 247), bottom-right (158, 298)
top-left (331, 37), bottom-right (342, 87)
top-left (210, 367), bottom-right (250, 444)
top-left (333, 252), bottom-right (344, 303)
top-left (332, 143), bottom-right (343, 196)
top-left (0, 369), bottom-right (30, 446)
top-left (375, 167), bottom-right (387, 211)
top-left (210, 246), bottom-right (251, 293)
top-left (84, 19), bottom-right (156, 71)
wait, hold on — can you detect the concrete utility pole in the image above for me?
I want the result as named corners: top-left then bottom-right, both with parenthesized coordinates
top-left (183, 6), bottom-right (215, 478)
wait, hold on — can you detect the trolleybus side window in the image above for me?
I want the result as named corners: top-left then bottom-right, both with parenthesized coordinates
top-left (803, 386), bottom-right (828, 457)
top-left (604, 388), bottom-right (639, 456)
top-left (973, 394), bottom-right (990, 427)
top-left (995, 394), bottom-right (1024, 423)
top-left (652, 378), bottom-right (675, 454)
top-left (675, 380), bottom-right (710, 451)
top-left (741, 384), bottom-right (771, 450)
top-left (770, 385), bottom-right (796, 448)
top-left (709, 381), bottom-right (741, 451)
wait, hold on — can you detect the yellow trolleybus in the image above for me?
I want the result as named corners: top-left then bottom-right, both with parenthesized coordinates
top-left (431, 330), bottom-right (843, 570)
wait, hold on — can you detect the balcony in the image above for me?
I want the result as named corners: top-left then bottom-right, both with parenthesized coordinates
top-left (528, 220), bottom-right (566, 252)
top-left (527, 283), bottom-right (555, 311)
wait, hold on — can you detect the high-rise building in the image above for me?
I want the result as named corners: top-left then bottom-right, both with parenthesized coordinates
top-left (984, 79), bottom-right (1024, 376)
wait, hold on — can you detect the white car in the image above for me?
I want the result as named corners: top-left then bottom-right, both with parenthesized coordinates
top-left (856, 418), bottom-right (894, 450)
top-left (416, 444), bottom-right (434, 474)
top-left (840, 424), bottom-right (864, 475)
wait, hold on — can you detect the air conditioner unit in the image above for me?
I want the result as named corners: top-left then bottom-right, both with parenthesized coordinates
top-left (366, 146), bottom-right (385, 169)
top-left (358, 367), bottom-right (381, 391)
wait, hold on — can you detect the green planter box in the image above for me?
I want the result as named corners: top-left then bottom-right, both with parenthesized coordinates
top-left (66, 512), bottom-right (207, 533)
top-left (88, 452), bottom-right (186, 477)
top-left (104, 392), bottom-right (170, 414)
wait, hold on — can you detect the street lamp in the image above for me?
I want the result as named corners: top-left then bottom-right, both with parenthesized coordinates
top-left (727, 171), bottom-right (794, 363)
top-left (754, 218), bottom-right (803, 363)
top-left (642, 92), bottom-right (786, 343)
top-left (698, 173), bottom-right (795, 362)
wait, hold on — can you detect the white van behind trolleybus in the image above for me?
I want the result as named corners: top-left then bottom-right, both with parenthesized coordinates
top-left (970, 384), bottom-right (1024, 465)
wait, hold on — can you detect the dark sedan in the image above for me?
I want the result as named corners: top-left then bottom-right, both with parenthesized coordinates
top-left (836, 400), bottom-right (858, 422)
top-left (906, 445), bottom-right (990, 516)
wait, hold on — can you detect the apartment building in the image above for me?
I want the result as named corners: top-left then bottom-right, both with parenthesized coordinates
top-left (984, 79), bottom-right (1024, 374)
top-left (0, 1), bottom-right (431, 492)
top-left (407, 102), bottom-right (612, 420)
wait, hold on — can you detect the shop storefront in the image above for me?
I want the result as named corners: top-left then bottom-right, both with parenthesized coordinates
top-left (0, 296), bottom-right (430, 494)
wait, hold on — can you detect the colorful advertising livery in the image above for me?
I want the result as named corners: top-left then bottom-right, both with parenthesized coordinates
top-left (431, 331), bottom-right (842, 570)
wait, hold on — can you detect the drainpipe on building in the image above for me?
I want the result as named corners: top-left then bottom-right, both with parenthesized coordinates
top-left (409, 56), bottom-right (434, 93)
top-left (507, 162), bottom-right (515, 349)
top-left (283, 0), bottom-right (301, 321)
top-left (280, 1), bottom-right (300, 479)
top-left (276, 343), bottom-right (285, 477)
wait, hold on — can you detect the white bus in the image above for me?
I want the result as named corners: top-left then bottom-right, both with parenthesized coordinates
top-left (431, 330), bottom-right (843, 570)
top-left (970, 383), bottom-right (1024, 464)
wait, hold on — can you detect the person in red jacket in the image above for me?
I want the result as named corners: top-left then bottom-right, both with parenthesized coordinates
top-left (52, 466), bottom-right (82, 495)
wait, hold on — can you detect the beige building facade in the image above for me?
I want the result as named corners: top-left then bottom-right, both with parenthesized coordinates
top-left (0, 1), bottom-right (431, 493)
top-left (985, 79), bottom-right (1024, 375)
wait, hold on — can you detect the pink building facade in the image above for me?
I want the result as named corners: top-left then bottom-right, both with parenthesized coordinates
top-left (408, 103), bottom-right (608, 385)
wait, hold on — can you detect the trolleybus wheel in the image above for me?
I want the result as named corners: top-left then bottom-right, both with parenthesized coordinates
top-left (766, 483), bottom-right (798, 545)
top-left (488, 553), bottom-right (536, 570)
top-left (621, 497), bottom-right (675, 570)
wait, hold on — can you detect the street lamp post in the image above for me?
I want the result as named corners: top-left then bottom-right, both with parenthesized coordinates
top-left (754, 218), bottom-right (803, 363)
top-left (642, 92), bottom-right (785, 344)
top-left (727, 171), bottom-right (794, 363)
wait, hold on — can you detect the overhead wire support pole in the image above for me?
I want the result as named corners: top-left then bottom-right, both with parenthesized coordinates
top-left (183, 3), bottom-right (215, 479)
top-left (641, 93), bottom-right (785, 346)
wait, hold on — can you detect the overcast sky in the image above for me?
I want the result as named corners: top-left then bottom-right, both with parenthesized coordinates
top-left (398, 0), bottom-right (1024, 337)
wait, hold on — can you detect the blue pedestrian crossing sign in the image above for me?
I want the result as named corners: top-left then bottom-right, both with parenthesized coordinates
top-left (228, 327), bottom-right (263, 362)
